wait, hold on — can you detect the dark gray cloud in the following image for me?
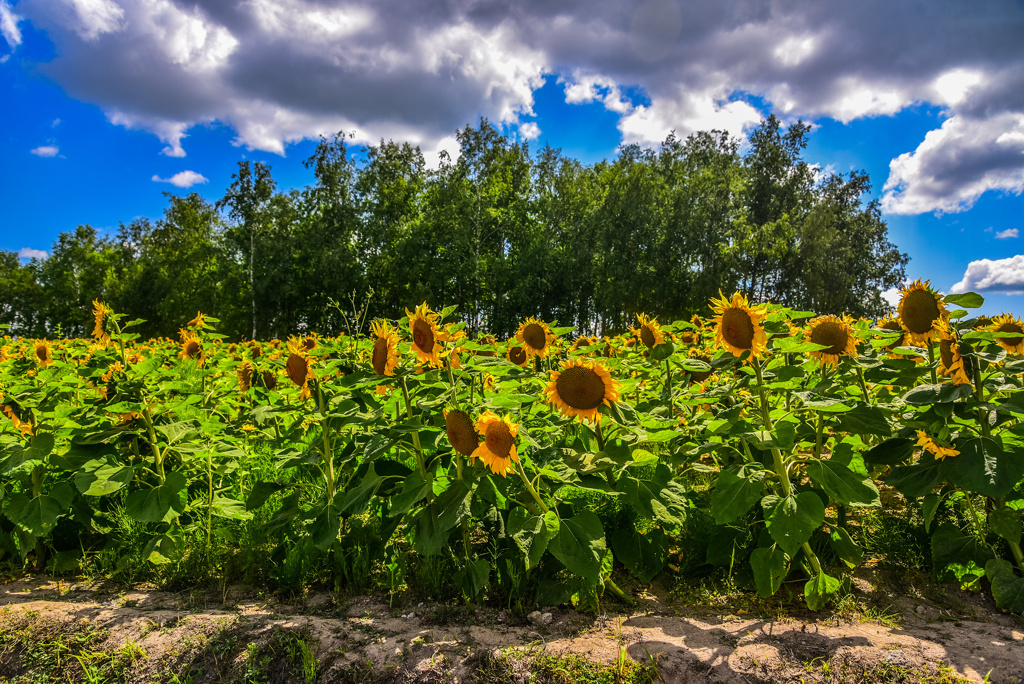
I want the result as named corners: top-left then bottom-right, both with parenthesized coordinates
top-left (9, 0), bottom-right (1024, 210)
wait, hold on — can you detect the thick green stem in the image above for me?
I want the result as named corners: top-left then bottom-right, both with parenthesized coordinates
top-left (400, 376), bottom-right (427, 479)
top-left (1008, 540), bottom-right (1024, 576)
top-left (974, 363), bottom-right (991, 439)
top-left (927, 341), bottom-right (938, 385)
top-left (813, 412), bottom-right (824, 459)
top-left (207, 449), bottom-right (213, 551)
top-left (317, 385), bottom-right (336, 501)
top-left (515, 460), bottom-right (549, 514)
top-left (141, 405), bottom-right (165, 485)
top-left (605, 577), bottom-right (632, 604)
top-left (856, 368), bottom-right (871, 404)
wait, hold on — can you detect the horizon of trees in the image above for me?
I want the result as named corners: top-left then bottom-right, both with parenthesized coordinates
top-left (0, 115), bottom-right (908, 341)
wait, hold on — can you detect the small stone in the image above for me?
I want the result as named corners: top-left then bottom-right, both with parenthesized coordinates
top-left (527, 610), bottom-right (543, 625)
top-left (540, 612), bottom-right (553, 625)
top-left (883, 649), bottom-right (909, 667)
top-left (916, 605), bottom-right (926, 614)
top-left (497, 611), bottom-right (507, 623)
top-left (1011, 630), bottom-right (1024, 641)
top-left (395, 647), bottom-right (403, 656)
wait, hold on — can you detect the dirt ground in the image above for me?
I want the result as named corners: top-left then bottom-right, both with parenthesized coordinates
top-left (1, 571), bottom-right (1023, 683)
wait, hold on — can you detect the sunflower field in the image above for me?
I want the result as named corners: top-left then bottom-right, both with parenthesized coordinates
top-left (3, 281), bottom-right (1024, 616)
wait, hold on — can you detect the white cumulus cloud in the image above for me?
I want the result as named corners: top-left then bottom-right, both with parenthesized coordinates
top-left (30, 145), bottom-right (60, 157)
top-left (952, 255), bottom-right (1024, 293)
top-left (18, 248), bottom-right (48, 260)
top-left (0, 0), bottom-right (22, 49)
top-left (151, 169), bottom-right (208, 187)
top-left (996, 228), bottom-right (1019, 239)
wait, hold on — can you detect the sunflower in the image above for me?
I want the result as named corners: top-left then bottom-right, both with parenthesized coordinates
top-left (572, 336), bottom-right (597, 352)
top-left (187, 311), bottom-right (207, 329)
top-left (179, 332), bottom-right (204, 363)
top-left (990, 314), bottom-right (1024, 355)
top-left (876, 316), bottom-right (906, 351)
top-left (804, 315), bottom-right (858, 367)
top-left (897, 279), bottom-right (948, 345)
top-left (0, 402), bottom-right (33, 437)
top-left (632, 313), bottom-right (665, 349)
top-left (507, 344), bottom-right (529, 367)
top-left (238, 360), bottom-right (256, 392)
top-left (444, 408), bottom-right (479, 456)
top-left (406, 302), bottom-right (446, 367)
top-left (471, 411), bottom-right (520, 476)
top-left (685, 351), bottom-right (714, 383)
top-left (370, 320), bottom-right (400, 377)
top-left (285, 350), bottom-right (314, 400)
top-left (937, 319), bottom-right (972, 386)
top-left (515, 317), bottom-right (556, 358)
top-left (33, 340), bottom-right (54, 367)
top-left (545, 357), bottom-right (621, 422)
top-left (260, 369), bottom-right (278, 390)
top-left (915, 430), bottom-right (959, 461)
top-left (92, 300), bottom-right (112, 345)
top-left (710, 291), bottom-right (768, 358)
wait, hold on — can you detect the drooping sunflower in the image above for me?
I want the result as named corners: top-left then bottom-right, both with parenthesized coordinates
top-left (990, 314), bottom-right (1024, 355)
top-left (471, 411), bottom-right (520, 476)
top-left (515, 317), bottom-right (556, 358)
top-left (370, 320), bottom-right (400, 377)
top-left (92, 300), bottom-right (112, 345)
top-left (804, 315), bottom-right (858, 367)
top-left (506, 344), bottom-right (529, 367)
top-left (238, 360), bottom-right (256, 392)
top-left (915, 430), bottom-right (959, 461)
top-left (897, 279), bottom-right (948, 345)
top-left (632, 313), bottom-right (665, 349)
top-left (260, 369), bottom-right (278, 390)
top-left (937, 319), bottom-right (972, 386)
top-left (710, 291), bottom-right (768, 358)
top-left (572, 336), bottom-right (597, 352)
top-left (545, 357), bottom-right (621, 422)
top-left (406, 303), bottom-right (446, 367)
top-left (876, 316), bottom-right (906, 351)
top-left (187, 311), bottom-right (207, 329)
top-left (179, 332), bottom-right (204, 363)
top-left (285, 350), bottom-right (314, 400)
top-left (0, 402), bottom-right (33, 437)
top-left (444, 408), bottom-right (479, 457)
top-left (33, 340), bottom-right (54, 368)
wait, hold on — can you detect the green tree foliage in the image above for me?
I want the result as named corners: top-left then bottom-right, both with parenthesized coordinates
top-left (1, 116), bottom-right (907, 339)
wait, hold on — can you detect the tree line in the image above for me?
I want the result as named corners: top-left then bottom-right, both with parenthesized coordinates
top-left (0, 115), bottom-right (907, 341)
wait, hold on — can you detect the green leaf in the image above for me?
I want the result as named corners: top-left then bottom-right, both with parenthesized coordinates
top-left (922, 493), bottom-right (943, 533)
top-left (390, 471), bottom-right (432, 516)
top-left (246, 481), bottom-right (284, 511)
top-left (4, 494), bottom-right (63, 536)
top-left (985, 559), bottom-right (1024, 613)
top-left (863, 438), bottom-right (916, 467)
top-left (806, 455), bottom-right (880, 507)
top-left (548, 511), bottom-right (607, 583)
top-left (828, 527), bottom-right (863, 568)
top-left (142, 534), bottom-right (182, 565)
top-left (931, 523), bottom-right (994, 585)
top-left (988, 507), bottom-right (1022, 545)
top-left (710, 469), bottom-right (765, 524)
top-left (618, 465), bottom-right (686, 527)
top-left (309, 504), bottom-right (340, 551)
top-left (210, 497), bottom-right (253, 521)
top-left (412, 503), bottom-right (451, 556)
top-left (508, 508), bottom-right (560, 570)
top-left (750, 545), bottom-right (788, 598)
top-left (335, 464), bottom-right (383, 515)
top-left (887, 454), bottom-right (944, 498)
top-left (835, 405), bottom-right (891, 436)
top-left (944, 292), bottom-right (984, 309)
top-left (75, 461), bottom-right (133, 497)
top-left (945, 437), bottom-right (1024, 500)
top-left (650, 341), bottom-right (674, 361)
top-left (903, 383), bottom-right (974, 405)
top-left (460, 558), bottom-right (490, 599)
top-left (611, 527), bottom-right (668, 583)
top-left (124, 472), bottom-right (187, 523)
top-left (805, 571), bottom-right (841, 611)
top-left (764, 492), bottom-right (825, 556)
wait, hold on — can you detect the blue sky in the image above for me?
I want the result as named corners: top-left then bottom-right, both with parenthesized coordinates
top-left (2, 0), bottom-right (1024, 315)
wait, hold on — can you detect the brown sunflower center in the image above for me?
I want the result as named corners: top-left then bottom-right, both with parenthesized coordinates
top-left (35, 346), bottom-right (49, 363)
top-left (523, 323), bottom-right (547, 350)
top-left (688, 356), bottom-right (713, 383)
top-left (996, 322), bottom-right (1024, 347)
top-left (721, 308), bottom-right (755, 350)
top-left (303, 337), bottom-right (317, 351)
top-left (810, 321), bottom-right (849, 357)
top-left (372, 336), bottom-right (389, 375)
top-left (413, 318), bottom-right (434, 353)
top-left (445, 410), bottom-right (478, 456)
top-left (484, 421), bottom-right (514, 459)
top-left (261, 370), bottom-right (277, 390)
top-left (902, 289), bottom-right (941, 334)
top-left (509, 346), bottom-right (527, 366)
top-left (184, 340), bottom-right (201, 358)
top-left (286, 353), bottom-right (309, 386)
top-left (640, 325), bottom-right (656, 348)
top-left (555, 366), bottom-right (606, 410)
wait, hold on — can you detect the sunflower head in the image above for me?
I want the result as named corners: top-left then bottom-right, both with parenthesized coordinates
top-left (545, 357), bottom-right (621, 423)
top-left (507, 344), bottom-right (529, 367)
top-left (897, 279), bottom-right (948, 344)
top-left (33, 340), bottom-right (54, 367)
top-left (180, 333), bottom-right (204, 363)
top-left (710, 291), bottom-right (768, 358)
top-left (405, 302), bottom-right (446, 367)
top-left (285, 352), bottom-right (314, 398)
top-left (260, 369), bottom-right (278, 390)
top-left (632, 313), bottom-right (665, 349)
top-left (876, 316), bottom-right (906, 352)
top-left (990, 314), bottom-right (1024, 355)
top-left (515, 317), bottom-right (556, 358)
top-left (0, 402), bottom-right (33, 437)
top-left (370, 320), bottom-right (400, 376)
top-left (471, 411), bottom-right (520, 476)
top-left (915, 430), bottom-right (959, 461)
top-left (187, 311), bottom-right (208, 329)
top-left (92, 300), bottom-right (112, 344)
top-left (805, 315), bottom-right (858, 367)
top-left (444, 409), bottom-right (479, 456)
top-left (937, 319), bottom-right (973, 386)
top-left (238, 360), bottom-right (256, 392)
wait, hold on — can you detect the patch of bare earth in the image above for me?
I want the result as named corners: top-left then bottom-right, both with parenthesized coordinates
top-left (1, 574), bottom-right (1022, 683)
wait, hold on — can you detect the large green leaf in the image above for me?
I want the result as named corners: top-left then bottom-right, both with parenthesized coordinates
top-left (710, 469), bottom-right (765, 524)
top-left (335, 464), bottom-right (383, 515)
top-left (74, 461), bottom-right (133, 497)
top-left (945, 437), bottom-right (1024, 499)
top-left (548, 511), bottom-right (607, 583)
top-left (750, 545), bottom-right (787, 598)
top-left (945, 292), bottom-right (984, 309)
top-left (805, 571), bottom-right (841, 611)
top-left (988, 507), bottom-right (1022, 545)
top-left (931, 523), bottom-right (994, 585)
top-left (309, 504), bottom-right (340, 551)
top-left (4, 493), bottom-right (63, 536)
top-left (764, 493), bottom-right (824, 556)
top-left (986, 559), bottom-right (1024, 613)
top-left (412, 503), bottom-right (450, 556)
top-left (863, 438), bottom-right (916, 467)
top-left (829, 527), bottom-right (864, 568)
top-left (210, 497), bottom-right (252, 521)
top-left (806, 452), bottom-right (879, 507)
top-left (124, 472), bottom-right (187, 523)
top-left (887, 454), bottom-right (943, 498)
top-left (508, 508), bottom-right (559, 570)
top-left (903, 383), bottom-right (974, 405)
top-left (611, 527), bottom-right (668, 583)
top-left (390, 470), bottom-right (432, 516)
top-left (835, 405), bottom-right (891, 436)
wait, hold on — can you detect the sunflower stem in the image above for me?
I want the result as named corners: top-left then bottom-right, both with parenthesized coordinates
top-left (1008, 539), bottom-right (1024, 577)
top-left (927, 340), bottom-right (938, 385)
top-left (604, 576), bottom-right (632, 604)
top-left (317, 384), bottom-right (336, 501)
top-left (400, 376), bottom-right (427, 480)
top-left (515, 460), bottom-right (549, 514)
top-left (973, 362), bottom-right (991, 439)
top-left (594, 420), bottom-right (606, 452)
top-left (813, 411), bottom-right (824, 459)
top-left (141, 404), bottom-right (165, 486)
top-left (856, 368), bottom-right (871, 404)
